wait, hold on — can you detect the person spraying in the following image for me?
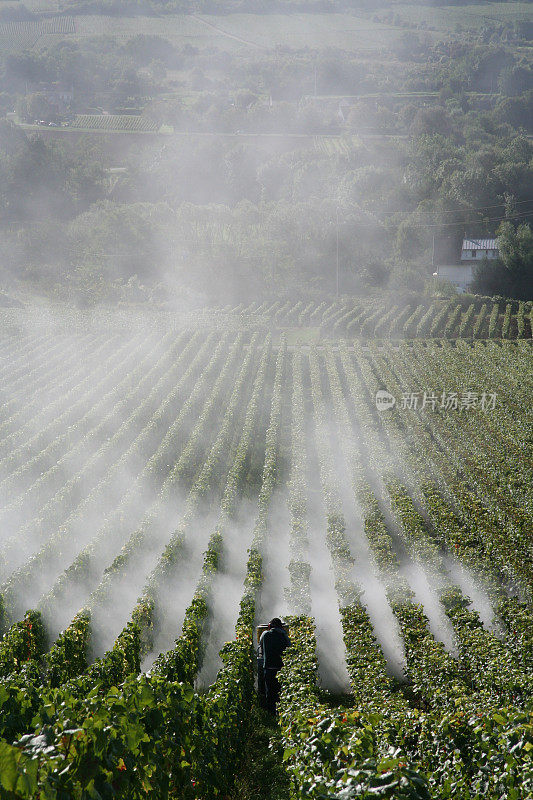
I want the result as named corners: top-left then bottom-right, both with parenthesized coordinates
top-left (258, 618), bottom-right (291, 714)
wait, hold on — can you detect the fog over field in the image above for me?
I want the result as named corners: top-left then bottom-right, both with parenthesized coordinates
top-left (0, 309), bottom-right (511, 687)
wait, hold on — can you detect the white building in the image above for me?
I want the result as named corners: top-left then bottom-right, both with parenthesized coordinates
top-left (460, 238), bottom-right (499, 262)
top-left (437, 237), bottom-right (499, 292)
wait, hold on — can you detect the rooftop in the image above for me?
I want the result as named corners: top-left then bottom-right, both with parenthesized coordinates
top-left (462, 238), bottom-right (498, 250)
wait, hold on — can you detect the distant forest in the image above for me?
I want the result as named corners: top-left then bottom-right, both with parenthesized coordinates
top-left (0, 0), bottom-right (532, 306)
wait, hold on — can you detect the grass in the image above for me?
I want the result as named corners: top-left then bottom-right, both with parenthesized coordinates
top-left (234, 704), bottom-right (291, 800)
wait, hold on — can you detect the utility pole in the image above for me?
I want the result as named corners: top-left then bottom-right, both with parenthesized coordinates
top-left (336, 207), bottom-right (340, 298)
top-left (431, 232), bottom-right (438, 279)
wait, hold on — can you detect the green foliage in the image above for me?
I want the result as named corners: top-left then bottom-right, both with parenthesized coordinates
top-left (443, 303), bottom-right (461, 338)
top-left (472, 303), bottom-right (488, 338)
top-left (0, 317), bottom-right (532, 798)
top-left (153, 593), bottom-right (209, 684)
top-left (488, 302), bottom-right (500, 337)
top-left (473, 223), bottom-right (533, 301)
top-left (278, 617), bottom-right (430, 800)
top-left (234, 298), bottom-right (529, 340)
top-left (0, 673), bottom-right (43, 743)
top-left (0, 612), bottom-right (47, 678)
top-left (2, 674), bottom-right (198, 799)
top-left (233, 705), bottom-right (290, 800)
top-left (74, 620), bottom-right (142, 696)
top-left (45, 611), bottom-right (91, 687)
top-left (278, 610), bottom-right (533, 800)
top-left (193, 636), bottom-right (255, 799)
top-left (1, 9), bottom-right (533, 303)
top-left (501, 302), bottom-right (513, 338)
top-left (458, 303), bottom-right (475, 337)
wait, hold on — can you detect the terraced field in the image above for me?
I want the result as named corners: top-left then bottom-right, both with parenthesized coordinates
top-left (0, 307), bottom-right (531, 798)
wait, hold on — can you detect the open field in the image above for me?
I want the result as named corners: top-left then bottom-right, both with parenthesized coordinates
top-left (26, 12), bottom-right (427, 52)
top-left (0, 12), bottom-right (439, 55)
top-left (391, 2), bottom-right (533, 30)
top-left (0, 1), bottom-right (531, 56)
top-left (1, 12), bottom-right (411, 53)
top-left (0, 12), bottom-right (407, 52)
top-left (0, 306), bottom-right (531, 797)
top-left (0, 3), bottom-right (531, 56)
top-left (0, 4), bottom-right (530, 61)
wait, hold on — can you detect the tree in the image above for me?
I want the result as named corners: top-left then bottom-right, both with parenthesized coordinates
top-left (122, 35), bottom-right (176, 67)
top-left (495, 92), bottom-right (533, 133)
top-left (16, 93), bottom-right (56, 123)
top-left (410, 107), bottom-right (455, 138)
top-left (498, 220), bottom-right (533, 283)
top-left (472, 221), bottom-right (533, 300)
top-left (498, 65), bottom-right (533, 97)
top-left (67, 201), bottom-right (176, 282)
top-left (395, 219), bottom-right (424, 261)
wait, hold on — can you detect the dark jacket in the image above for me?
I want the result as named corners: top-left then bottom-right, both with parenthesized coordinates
top-left (259, 626), bottom-right (290, 670)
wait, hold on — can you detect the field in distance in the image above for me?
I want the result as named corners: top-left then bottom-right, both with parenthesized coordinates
top-left (0, 3), bottom-right (531, 56)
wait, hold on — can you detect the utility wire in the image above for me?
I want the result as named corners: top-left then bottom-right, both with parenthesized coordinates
top-left (342, 208), bottom-right (533, 230)
top-left (401, 208), bottom-right (533, 229)
top-left (375, 197), bottom-right (533, 216)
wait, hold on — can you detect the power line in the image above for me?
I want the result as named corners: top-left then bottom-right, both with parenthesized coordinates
top-left (406, 208), bottom-right (533, 229)
top-left (338, 207), bottom-right (533, 230)
top-left (368, 197), bottom-right (533, 217)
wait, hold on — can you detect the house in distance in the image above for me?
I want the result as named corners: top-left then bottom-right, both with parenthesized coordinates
top-left (460, 238), bottom-right (499, 262)
top-left (437, 237), bottom-right (499, 292)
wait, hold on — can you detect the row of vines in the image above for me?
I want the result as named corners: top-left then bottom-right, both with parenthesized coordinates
top-left (221, 298), bottom-right (533, 339)
top-left (0, 317), bottom-right (530, 798)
